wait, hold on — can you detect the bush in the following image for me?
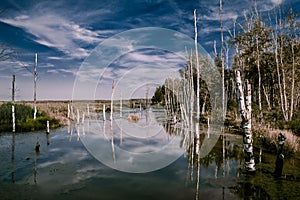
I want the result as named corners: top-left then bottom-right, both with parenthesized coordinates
top-left (287, 120), bottom-right (300, 136)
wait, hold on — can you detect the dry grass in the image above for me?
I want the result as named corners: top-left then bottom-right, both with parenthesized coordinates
top-left (127, 114), bottom-right (139, 122)
top-left (254, 122), bottom-right (300, 153)
top-left (27, 101), bottom-right (70, 125)
top-left (0, 100), bottom-right (139, 126)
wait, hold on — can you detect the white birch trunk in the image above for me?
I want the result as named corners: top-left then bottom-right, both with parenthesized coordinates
top-left (278, 14), bottom-right (289, 120)
top-left (290, 41), bottom-right (295, 120)
top-left (272, 14), bottom-right (287, 121)
top-left (235, 70), bottom-right (255, 172)
top-left (280, 41), bottom-right (288, 120)
top-left (103, 104), bottom-right (106, 121)
top-left (263, 85), bottom-right (271, 110)
top-left (256, 34), bottom-right (263, 120)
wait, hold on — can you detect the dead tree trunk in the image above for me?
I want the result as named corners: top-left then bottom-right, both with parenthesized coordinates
top-left (110, 80), bottom-right (115, 122)
top-left (220, 0), bottom-right (225, 121)
top-left (235, 70), bottom-right (255, 172)
top-left (33, 53), bottom-right (37, 120)
top-left (194, 9), bottom-right (200, 141)
top-left (12, 75), bottom-right (15, 133)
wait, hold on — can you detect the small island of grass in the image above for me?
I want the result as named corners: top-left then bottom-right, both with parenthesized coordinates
top-left (0, 102), bottom-right (61, 133)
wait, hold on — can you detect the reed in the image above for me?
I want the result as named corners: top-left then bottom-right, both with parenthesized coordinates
top-left (253, 123), bottom-right (300, 154)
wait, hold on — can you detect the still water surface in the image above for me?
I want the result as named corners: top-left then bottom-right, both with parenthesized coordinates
top-left (1, 112), bottom-right (300, 199)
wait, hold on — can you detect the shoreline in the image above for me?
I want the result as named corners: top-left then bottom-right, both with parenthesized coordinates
top-left (1, 101), bottom-right (299, 153)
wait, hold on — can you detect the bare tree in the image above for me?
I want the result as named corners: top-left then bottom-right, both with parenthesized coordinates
top-left (0, 9), bottom-right (17, 62)
top-left (194, 9), bottom-right (200, 141)
top-left (219, 0), bottom-right (225, 121)
top-left (33, 53), bottom-right (37, 120)
top-left (12, 75), bottom-right (15, 133)
top-left (287, 9), bottom-right (297, 120)
top-left (0, 45), bottom-right (16, 61)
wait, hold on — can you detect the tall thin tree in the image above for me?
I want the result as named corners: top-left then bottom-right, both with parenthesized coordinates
top-left (194, 9), bottom-right (200, 141)
top-left (33, 53), bottom-right (37, 120)
top-left (12, 75), bottom-right (15, 132)
top-left (220, 0), bottom-right (225, 121)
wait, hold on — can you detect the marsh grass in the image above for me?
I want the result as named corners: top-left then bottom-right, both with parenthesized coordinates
top-left (0, 102), bottom-right (60, 133)
top-left (253, 122), bottom-right (300, 155)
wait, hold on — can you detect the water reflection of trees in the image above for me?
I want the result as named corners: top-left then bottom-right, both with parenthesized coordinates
top-left (163, 122), bottom-right (243, 170)
top-left (163, 117), bottom-right (243, 197)
top-left (231, 180), bottom-right (271, 199)
top-left (199, 135), bottom-right (243, 169)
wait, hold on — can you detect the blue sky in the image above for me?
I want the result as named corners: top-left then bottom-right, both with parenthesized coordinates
top-left (0, 0), bottom-right (297, 100)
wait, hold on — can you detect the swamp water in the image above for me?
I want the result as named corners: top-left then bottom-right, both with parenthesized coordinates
top-left (1, 109), bottom-right (300, 199)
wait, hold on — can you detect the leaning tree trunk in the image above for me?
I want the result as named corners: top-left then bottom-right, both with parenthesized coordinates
top-left (235, 70), bottom-right (255, 172)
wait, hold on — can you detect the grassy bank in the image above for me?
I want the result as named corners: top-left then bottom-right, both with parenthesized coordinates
top-left (224, 110), bottom-right (300, 156)
top-left (0, 103), bottom-right (61, 133)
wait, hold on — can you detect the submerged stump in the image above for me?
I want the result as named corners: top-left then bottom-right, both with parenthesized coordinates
top-left (274, 133), bottom-right (286, 178)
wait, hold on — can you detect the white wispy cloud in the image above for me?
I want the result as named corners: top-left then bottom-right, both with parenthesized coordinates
top-left (202, 11), bottom-right (238, 21)
top-left (47, 68), bottom-right (78, 77)
top-left (270, 0), bottom-right (284, 5)
top-left (127, 50), bottom-right (184, 65)
top-left (0, 10), bottom-right (104, 59)
top-left (48, 56), bottom-right (64, 60)
top-left (0, 59), bottom-right (32, 76)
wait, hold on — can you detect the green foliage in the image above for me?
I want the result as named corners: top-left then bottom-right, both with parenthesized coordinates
top-left (287, 120), bottom-right (300, 136)
top-left (151, 85), bottom-right (165, 104)
top-left (271, 116), bottom-right (300, 136)
top-left (232, 8), bottom-right (300, 123)
top-left (0, 103), bottom-right (60, 133)
top-left (227, 99), bottom-right (238, 111)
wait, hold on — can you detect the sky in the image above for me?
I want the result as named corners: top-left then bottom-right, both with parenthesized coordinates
top-left (0, 0), bottom-right (298, 101)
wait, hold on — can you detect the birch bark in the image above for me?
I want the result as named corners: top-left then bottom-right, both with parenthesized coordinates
top-left (235, 70), bottom-right (255, 172)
